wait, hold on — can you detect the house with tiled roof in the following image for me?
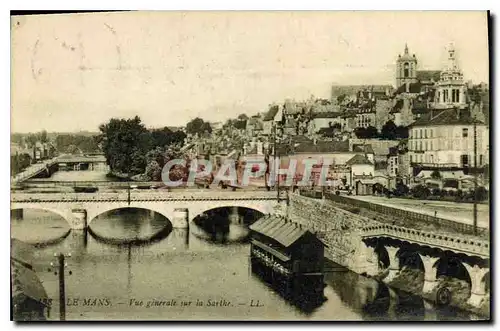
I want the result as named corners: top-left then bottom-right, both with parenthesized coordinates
top-left (407, 107), bottom-right (489, 175)
top-left (308, 111), bottom-right (342, 133)
top-left (346, 154), bottom-right (375, 192)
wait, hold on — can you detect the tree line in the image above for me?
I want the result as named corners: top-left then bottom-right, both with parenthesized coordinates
top-left (98, 116), bottom-right (187, 179)
top-left (354, 120), bottom-right (409, 140)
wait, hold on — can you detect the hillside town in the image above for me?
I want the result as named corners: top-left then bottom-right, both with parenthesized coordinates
top-left (182, 43), bottom-right (489, 197)
top-left (11, 43), bottom-right (490, 200)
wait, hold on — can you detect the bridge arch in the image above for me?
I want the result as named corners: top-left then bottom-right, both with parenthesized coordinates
top-left (374, 244), bottom-right (392, 269)
top-left (10, 206), bottom-right (71, 225)
top-left (397, 249), bottom-right (424, 272)
top-left (87, 206), bottom-right (173, 226)
top-left (188, 202), bottom-right (272, 224)
top-left (435, 255), bottom-right (472, 286)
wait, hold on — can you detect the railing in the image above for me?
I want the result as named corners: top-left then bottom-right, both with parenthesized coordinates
top-left (11, 190), bottom-right (286, 203)
top-left (297, 189), bottom-right (489, 238)
top-left (11, 157), bottom-right (61, 183)
top-left (362, 223), bottom-right (490, 258)
top-left (325, 192), bottom-right (488, 237)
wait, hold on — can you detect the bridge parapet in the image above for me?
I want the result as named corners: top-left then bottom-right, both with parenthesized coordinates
top-left (362, 224), bottom-right (490, 259)
top-left (11, 190), bottom-right (286, 203)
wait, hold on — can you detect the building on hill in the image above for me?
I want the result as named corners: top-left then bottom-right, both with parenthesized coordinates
top-left (396, 44), bottom-right (418, 88)
top-left (330, 85), bottom-right (393, 104)
top-left (374, 99), bottom-right (393, 132)
top-left (432, 44), bottom-right (467, 109)
top-left (408, 107), bottom-right (488, 177)
top-left (246, 117), bottom-right (264, 137)
top-left (308, 112), bottom-right (342, 134)
top-left (416, 70), bottom-right (441, 85)
top-left (262, 105), bottom-right (280, 135)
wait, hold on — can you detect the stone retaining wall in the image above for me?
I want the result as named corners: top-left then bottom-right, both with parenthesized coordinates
top-left (286, 193), bottom-right (378, 273)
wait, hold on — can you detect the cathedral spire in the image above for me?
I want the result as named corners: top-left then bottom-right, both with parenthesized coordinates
top-left (404, 43), bottom-right (409, 54)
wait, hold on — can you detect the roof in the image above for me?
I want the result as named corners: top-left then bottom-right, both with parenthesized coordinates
top-left (394, 82), bottom-right (424, 95)
top-left (247, 118), bottom-right (263, 130)
top-left (352, 144), bottom-right (375, 154)
top-left (346, 154), bottom-right (374, 166)
top-left (409, 108), bottom-right (485, 127)
top-left (58, 154), bottom-right (106, 163)
top-left (263, 106), bottom-right (279, 121)
top-left (11, 260), bottom-right (49, 305)
top-left (331, 85), bottom-right (392, 97)
top-left (11, 239), bottom-right (34, 268)
top-left (311, 111), bottom-right (341, 119)
top-left (294, 140), bottom-right (350, 154)
top-left (249, 215), bottom-right (318, 248)
top-left (391, 99), bottom-right (404, 113)
top-left (416, 70), bottom-right (441, 82)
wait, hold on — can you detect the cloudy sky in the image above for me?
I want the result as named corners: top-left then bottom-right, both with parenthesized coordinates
top-left (11, 11), bottom-right (489, 133)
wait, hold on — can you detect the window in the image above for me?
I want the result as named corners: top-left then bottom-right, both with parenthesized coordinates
top-left (404, 62), bottom-right (409, 78)
top-left (461, 154), bottom-right (469, 167)
top-left (419, 141), bottom-right (422, 151)
top-left (410, 155), bottom-right (413, 163)
top-left (430, 141), bottom-right (433, 150)
top-left (424, 129), bottom-right (427, 138)
top-left (480, 155), bottom-right (484, 165)
top-left (430, 129), bottom-right (433, 138)
top-left (462, 128), bottom-right (468, 138)
top-left (425, 141), bottom-right (428, 150)
top-left (419, 129), bottom-right (422, 138)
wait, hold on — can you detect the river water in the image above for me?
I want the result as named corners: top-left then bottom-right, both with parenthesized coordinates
top-left (11, 169), bottom-right (477, 321)
top-left (11, 208), bottom-right (478, 321)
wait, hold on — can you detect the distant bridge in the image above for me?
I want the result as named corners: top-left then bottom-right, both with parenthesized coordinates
top-left (10, 190), bottom-right (286, 229)
top-left (12, 154), bottom-right (109, 184)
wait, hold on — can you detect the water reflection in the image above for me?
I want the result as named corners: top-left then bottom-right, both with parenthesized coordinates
top-left (88, 208), bottom-right (173, 246)
top-left (325, 262), bottom-right (474, 321)
top-left (191, 207), bottom-right (262, 245)
top-left (10, 208), bottom-right (478, 321)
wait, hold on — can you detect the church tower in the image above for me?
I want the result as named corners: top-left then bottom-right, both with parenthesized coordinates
top-left (396, 44), bottom-right (418, 88)
top-left (434, 43), bottom-right (466, 108)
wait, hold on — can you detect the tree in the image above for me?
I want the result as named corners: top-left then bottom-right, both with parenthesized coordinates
top-left (395, 126), bottom-right (409, 139)
top-left (337, 94), bottom-right (347, 104)
top-left (381, 120), bottom-right (398, 140)
top-left (411, 184), bottom-right (430, 199)
top-left (98, 116), bottom-right (150, 175)
top-left (186, 117), bottom-right (212, 135)
top-left (25, 134), bottom-right (38, 148)
top-left (237, 114), bottom-right (249, 121)
top-left (40, 130), bottom-right (48, 143)
top-left (354, 126), bottom-right (379, 139)
top-left (233, 119), bottom-right (247, 130)
top-left (431, 170), bottom-right (441, 180)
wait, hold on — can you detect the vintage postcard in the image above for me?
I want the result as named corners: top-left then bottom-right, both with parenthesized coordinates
top-left (10, 11), bottom-right (490, 321)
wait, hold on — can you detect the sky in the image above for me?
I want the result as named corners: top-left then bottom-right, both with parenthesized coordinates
top-left (11, 11), bottom-right (489, 133)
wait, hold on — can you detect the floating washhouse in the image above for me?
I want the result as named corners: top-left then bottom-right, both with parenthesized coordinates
top-left (249, 215), bottom-right (326, 303)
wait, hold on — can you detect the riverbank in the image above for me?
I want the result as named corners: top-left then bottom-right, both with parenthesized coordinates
top-left (374, 268), bottom-right (489, 319)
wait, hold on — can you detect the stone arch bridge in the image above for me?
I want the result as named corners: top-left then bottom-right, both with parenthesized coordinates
top-left (359, 223), bottom-right (490, 308)
top-left (11, 191), bottom-right (286, 229)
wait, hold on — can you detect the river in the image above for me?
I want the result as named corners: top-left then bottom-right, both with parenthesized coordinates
top-left (11, 206), bottom-right (477, 321)
top-left (12, 169), bottom-right (478, 320)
